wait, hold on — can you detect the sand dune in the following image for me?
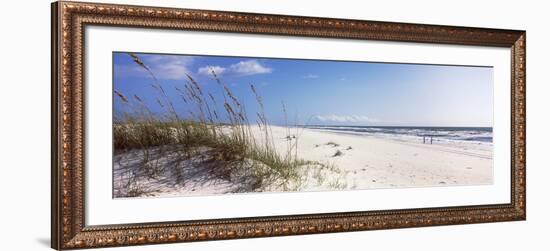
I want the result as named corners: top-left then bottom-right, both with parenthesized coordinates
top-left (113, 125), bottom-right (493, 198)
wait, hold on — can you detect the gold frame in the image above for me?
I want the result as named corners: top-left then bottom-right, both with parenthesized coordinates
top-left (51, 1), bottom-right (526, 249)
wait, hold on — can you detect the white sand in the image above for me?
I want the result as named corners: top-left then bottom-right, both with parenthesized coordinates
top-left (113, 125), bottom-right (492, 198)
top-left (265, 126), bottom-right (492, 190)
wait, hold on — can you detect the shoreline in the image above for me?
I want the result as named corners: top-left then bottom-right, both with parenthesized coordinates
top-left (267, 126), bottom-right (493, 188)
top-left (114, 125), bottom-right (493, 198)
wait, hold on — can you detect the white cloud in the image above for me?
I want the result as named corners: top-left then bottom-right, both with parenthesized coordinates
top-left (123, 54), bottom-right (194, 80)
top-left (146, 55), bottom-right (194, 80)
top-left (313, 114), bottom-right (380, 123)
top-left (195, 60), bottom-right (271, 78)
top-left (303, 74), bottom-right (319, 79)
top-left (197, 65), bottom-right (226, 76)
top-left (229, 60), bottom-right (272, 76)
top-left (126, 55), bottom-right (272, 81)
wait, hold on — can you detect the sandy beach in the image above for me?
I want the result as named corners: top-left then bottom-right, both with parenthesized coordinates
top-left (271, 126), bottom-right (492, 189)
top-left (113, 125), bottom-right (493, 198)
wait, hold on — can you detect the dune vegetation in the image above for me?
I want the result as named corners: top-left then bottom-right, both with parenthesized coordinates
top-left (113, 53), bottom-right (341, 197)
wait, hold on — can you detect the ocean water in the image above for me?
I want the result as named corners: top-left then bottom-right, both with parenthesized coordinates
top-left (306, 126), bottom-right (493, 144)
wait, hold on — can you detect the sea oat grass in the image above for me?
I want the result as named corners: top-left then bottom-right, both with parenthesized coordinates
top-left (113, 53), bottom-right (343, 193)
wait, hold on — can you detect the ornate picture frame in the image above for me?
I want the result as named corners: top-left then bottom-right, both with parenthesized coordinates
top-left (51, 1), bottom-right (526, 249)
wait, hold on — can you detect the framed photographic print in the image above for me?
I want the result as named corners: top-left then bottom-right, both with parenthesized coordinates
top-left (51, 1), bottom-right (526, 249)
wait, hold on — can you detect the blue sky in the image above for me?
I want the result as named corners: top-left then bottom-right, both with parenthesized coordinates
top-left (113, 52), bottom-right (493, 127)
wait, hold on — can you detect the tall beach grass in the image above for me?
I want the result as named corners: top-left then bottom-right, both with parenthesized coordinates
top-left (114, 53), bottom-right (337, 196)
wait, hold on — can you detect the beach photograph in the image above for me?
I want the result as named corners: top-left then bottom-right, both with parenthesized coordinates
top-left (112, 52), bottom-right (493, 198)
